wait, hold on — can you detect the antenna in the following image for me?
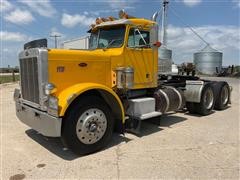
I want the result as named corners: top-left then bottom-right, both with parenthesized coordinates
top-left (161, 0), bottom-right (169, 47)
top-left (50, 34), bottom-right (61, 48)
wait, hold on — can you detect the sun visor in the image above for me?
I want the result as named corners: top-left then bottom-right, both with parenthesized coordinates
top-left (24, 39), bottom-right (47, 50)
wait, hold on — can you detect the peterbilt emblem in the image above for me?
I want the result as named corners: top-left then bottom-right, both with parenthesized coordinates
top-left (57, 66), bottom-right (65, 72)
top-left (78, 62), bottom-right (87, 67)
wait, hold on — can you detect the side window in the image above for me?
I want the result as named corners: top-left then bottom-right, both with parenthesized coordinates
top-left (128, 29), bottom-right (135, 47)
top-left (89, 32), bottom-right (98, 49)
top-left (128, 29), bottom-right (150, 47)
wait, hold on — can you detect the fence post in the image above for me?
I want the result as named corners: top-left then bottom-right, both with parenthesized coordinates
top-left (12, 70), bottom-right (15, 82)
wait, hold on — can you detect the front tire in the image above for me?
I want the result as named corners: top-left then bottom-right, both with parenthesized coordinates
top-left (61, 96), bottom-right (114, 155)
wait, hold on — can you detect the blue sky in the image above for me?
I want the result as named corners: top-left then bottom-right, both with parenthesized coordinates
top-left (1, 0), bottom-right (240, 67)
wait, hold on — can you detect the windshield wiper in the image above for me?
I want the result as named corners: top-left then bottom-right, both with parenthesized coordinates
top-left (103, 39), bottom-right (122, 50)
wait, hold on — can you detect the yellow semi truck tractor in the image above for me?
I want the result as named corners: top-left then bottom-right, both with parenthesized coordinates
top-left (14, 11), bottom-right (231, 155)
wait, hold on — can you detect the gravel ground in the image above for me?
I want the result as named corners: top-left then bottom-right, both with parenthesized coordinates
top-left (0, 77), bottom-right (239, 179)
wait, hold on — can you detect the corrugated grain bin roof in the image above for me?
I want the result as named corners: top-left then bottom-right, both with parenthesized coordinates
top-left (194, 45), bottom-right (223, 75)
top-left (198, 45), bottom-right (219, 53)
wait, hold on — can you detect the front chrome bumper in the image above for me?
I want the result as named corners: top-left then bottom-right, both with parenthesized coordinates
top-left (15, 91), bottom-right (62, 137)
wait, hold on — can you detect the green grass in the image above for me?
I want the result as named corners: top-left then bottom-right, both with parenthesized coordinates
top-left (0, 75), bottom-right (20, 84)
top-left (235, 66), bottom-right (240, 73)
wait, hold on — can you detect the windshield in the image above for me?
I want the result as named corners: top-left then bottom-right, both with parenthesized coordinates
top-left (89, 26), bottom-right (125, 49)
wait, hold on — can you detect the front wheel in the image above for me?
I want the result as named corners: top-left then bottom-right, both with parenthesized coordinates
top-left (61, 96), bottom-right (114, 155)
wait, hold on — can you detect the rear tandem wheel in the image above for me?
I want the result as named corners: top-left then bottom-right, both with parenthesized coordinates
top-left (212, 81), bottom-right (230, 110)
top-left (186, 83), bottom-right (215, 116)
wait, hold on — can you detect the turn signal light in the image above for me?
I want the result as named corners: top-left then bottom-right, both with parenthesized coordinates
top-left (154, 41), bottom-right (161, 47)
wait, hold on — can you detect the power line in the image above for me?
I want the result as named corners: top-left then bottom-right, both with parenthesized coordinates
top-left (169, 6), bottom-right (210, 46)
top-left (50, 34), bottom-right (61, 48)
top-left (6, 22), bottom-right (44, 38)
top-left (5, 22), bottom-right (55, 44)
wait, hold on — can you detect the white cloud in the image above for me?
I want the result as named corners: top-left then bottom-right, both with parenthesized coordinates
top-left (106, 0), bottom-right (137, 9)
top-left (83, 11), bottom-right (89, 16)
top-left (50, 27), bottom-right (63, 37)
top-left (182, 0), bottom-right (202, 7)
top-left (84, 8), bottom-right (136, 17)
top-left (4, 9), bottom-right (34, 24)
top-left (232, 0), bottom-right (240, 8)
top-left (0, 31), bottom-right (27, 41)
top-left (3, 48), bottom-right (9, 52)
top-left (165, 25), bottom-right (240, 64)
top-left (85, 9), bottom-right (119, 16)
top-left (18, 0), bottom-right (56, 17)
top-left (61, 13), bottom-right (95, 28)
top-left (1, 43), bottom-right (23, 67)
top-left (0, 0), bottom-right (14, 12)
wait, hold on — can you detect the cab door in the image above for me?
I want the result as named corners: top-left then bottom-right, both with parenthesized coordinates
top-left (124, 28), bottom-right (156, 89)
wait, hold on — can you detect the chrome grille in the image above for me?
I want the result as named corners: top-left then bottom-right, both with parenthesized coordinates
top-left (20, 57), bottom-right (39, 104)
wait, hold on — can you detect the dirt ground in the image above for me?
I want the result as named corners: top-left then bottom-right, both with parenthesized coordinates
top-left (0, 77), bottom-right (239, 179)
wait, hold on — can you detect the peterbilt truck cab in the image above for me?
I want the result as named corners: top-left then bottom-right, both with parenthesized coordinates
top-left (14, 11), bottom-right (231, 155)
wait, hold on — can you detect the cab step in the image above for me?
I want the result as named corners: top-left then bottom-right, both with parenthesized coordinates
top-left (124, 97), bottom-right (162, 134)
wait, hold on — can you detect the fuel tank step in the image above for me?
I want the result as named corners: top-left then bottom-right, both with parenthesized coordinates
top-left (125, 97), bottom-right (162, 120)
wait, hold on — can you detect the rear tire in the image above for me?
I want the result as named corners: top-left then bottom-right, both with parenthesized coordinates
top-left (186, 102), bottom-right (196, 114)
top-left (195, 83), bottom-right (215, 116)
top-left (213, 82), bottom-right (230, 110)
top-left (61, 96), bottom-right (114, 155)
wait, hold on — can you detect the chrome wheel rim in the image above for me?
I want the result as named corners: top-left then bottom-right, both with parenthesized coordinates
top-left (204, 88), bottom-right (214, 110)
top-left (221, 86), bottom-right (229, 105)
top-left (76, 108), bottom-right (107, 144)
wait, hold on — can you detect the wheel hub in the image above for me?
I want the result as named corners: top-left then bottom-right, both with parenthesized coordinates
top-left (221, 85), bottom-right (229, 105)
top-left (89, 123), bottom-right (97, 132)
top-left (76, 108), bottom-right (107, 144)
top-left (204, 88), bottom-right (214, 110)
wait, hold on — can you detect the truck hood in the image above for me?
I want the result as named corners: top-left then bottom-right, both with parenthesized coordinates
top-left (48, 48), bottom-right (123, 61)
top-left (47, 48), bottom-right (124, 94)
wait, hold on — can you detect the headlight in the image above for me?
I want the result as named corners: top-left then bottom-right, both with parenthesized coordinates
top-left (48, 96), bottom-right (58, 110)
top-left (45, 83), bottom-right (56, 95)
top-left (48, 96), bottom-right (58, 117)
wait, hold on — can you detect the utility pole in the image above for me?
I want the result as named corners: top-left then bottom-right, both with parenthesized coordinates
top-left (50, 34), bottom-right (61, 48)
top-left (161, 0), bottom-right (169, 47)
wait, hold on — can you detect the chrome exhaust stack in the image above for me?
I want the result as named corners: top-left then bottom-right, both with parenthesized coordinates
top-left (152, 11), bottom-right (159, 21)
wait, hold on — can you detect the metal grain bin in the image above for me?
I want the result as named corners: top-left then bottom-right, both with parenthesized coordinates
top-left (158, 47), bottom-right (172, 74)
top-left (194, 45), bottom-right (222, 75)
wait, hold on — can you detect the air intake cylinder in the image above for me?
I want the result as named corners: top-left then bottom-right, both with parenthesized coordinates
top-left (116, 67), bottom-right (134, 89)
top-left (154, 87), bottom-right (185, 113)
